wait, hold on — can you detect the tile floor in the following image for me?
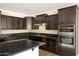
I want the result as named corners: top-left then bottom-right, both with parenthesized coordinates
top-left (39, 49), bottom-right (59, 56)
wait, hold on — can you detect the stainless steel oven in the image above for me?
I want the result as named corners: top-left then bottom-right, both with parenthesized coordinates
top-left (58, 25), bottom-right (75, 47)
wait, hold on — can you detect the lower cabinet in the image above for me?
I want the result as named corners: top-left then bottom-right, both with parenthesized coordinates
top-left (28, 34), bottom-right (58, 53)
top-left (40, 38), bottom-right (58, 53)
top-left (57, 45), bottom-right (76, 56)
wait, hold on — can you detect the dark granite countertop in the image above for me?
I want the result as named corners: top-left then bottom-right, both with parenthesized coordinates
top-left (0, 39), bottom-right (45, 56)
top-left (0, 32), bottom-right (57, 56)
top-left (27, 33), bottom-right (58, 40)
top-left (0, 32), bottom-right (58, 41)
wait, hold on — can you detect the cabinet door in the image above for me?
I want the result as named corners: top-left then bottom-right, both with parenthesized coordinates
top-left (58, 45), bottom-right (76, 56)
top-left (6, 16), bottom-right (18, 29)
top-left (32, 18), bottom-right (39, 29)
top-left (17, 18), bottom-right (20, 29)
top-left (67, 6), bottom-right (76, 24)
top-left (0, 11), bottom-right (1, 30)
top-left (17, 18), bottom-right (23, 29)
top-left (36, 14), bottom-right (48, 23)
top-left (6, 16), bottom-right (13, 29)
top-left (46, 14), bottom-right (58, 30)
top-left (20, 18), bottom-right (23, 29)
top-left (58, 8), bottom-right (67, 25)
top-left (1, 15), bottom-right (7, 29)
top-left (23, 19), bottom-right (27, 29)
top-left (50, 14), bottom-right (58, 30)
top-left (46, 16), bottom-right (50, 29)
top-left (11, 17), bottom-right (17, 29)
top-left (53, 14), bottom-right (58, 29)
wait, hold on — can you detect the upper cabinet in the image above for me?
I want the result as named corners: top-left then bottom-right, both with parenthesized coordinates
top-left (45, 16), bottom-right (50, 29)
top-left (32, 17), bottom-right (39, 29)
top-left (50, 14), bottom-right (58, 30)
top-left (36, 14), bottom-right (48, 24)
top-left (58, 5), bottom-right (77, 25)
top-left (1, 15), bottom-right (7, 29)
top-left (0, 11), bottom-right (1, 30)
top-left (0, 5), bottom-right (77, 30)
top-left (0, 14), bottom-right (27, 30)
top-left (17, 18), bottom-right (24, 29)
top-left (32, 14), bottom-right (58, 30)
top-left (67, 6), bottom-right (76, 24)
top-left (32, 14), bottom-right (48, 29)
top-left (46, 14), bottom-right (58, 30)
top-left (22, 17), bottom-right (27, 29)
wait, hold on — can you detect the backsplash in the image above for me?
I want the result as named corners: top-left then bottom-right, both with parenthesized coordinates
top-left (39, 23), bottom-right (46, 30)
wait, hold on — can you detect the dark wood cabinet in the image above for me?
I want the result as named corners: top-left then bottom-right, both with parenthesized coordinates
top-left (46, 14), bottom-right (58, 30)
top-left (58, 8), bottom-right (67, 24)
top-left (67, 6), bottom-right (76, 24)
top-left (0, 11), bottom-right (1, 30)
top-left (28, 33), bottom-right (58, 53)
top-left (11, 17), bottom-right (17, 29)
top-left (16, 18), bottom-right (27, 29)
top-left (50, 14), bottom-right (58, 30)
top-left (36, 14), bottom-right (48, 24)
top-left (0, 15), bottom-right (27, 29)
top-left (58, 5), bottom-right (77, 25)
top-left (32, 14), bottom-right (48, 29)
top-left (32, 17), bottom-right (39, 29)
top-left (1, 15), bottom-right (7, 29)
top-left (58, 45), bottom-right (76, 56)
top-left (22, 18), bottom-right (27, 29)
top-left (58, 5), bottom-right (77, 56)
top-left (17, 18), bottom-right (23, 29)
top-left (6, 16), bottom-right (13, 29)
top-left (42, 39), bottom-right (58, 53)
top-left (32, 14), bottom-right (58, 30)
top-left (45, 16), bottom-right (50, 29)
top-left (6, 16), bottom-right (18, 29)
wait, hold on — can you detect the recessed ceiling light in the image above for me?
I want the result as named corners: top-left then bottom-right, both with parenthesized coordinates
top-left (26, 8), bottom-right (38, 11)
top-left (26, 9), bottom-right (31, 11)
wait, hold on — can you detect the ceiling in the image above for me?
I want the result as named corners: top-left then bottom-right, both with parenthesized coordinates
top-left (0, 3), bottom-right (77, 15)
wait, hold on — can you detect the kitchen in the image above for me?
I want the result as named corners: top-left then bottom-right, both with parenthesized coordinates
top-left (0, 3), bottom-right (79, 56)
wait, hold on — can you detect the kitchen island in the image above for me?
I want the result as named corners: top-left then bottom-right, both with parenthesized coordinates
top-left (0, 39), bottom-right (45, 56)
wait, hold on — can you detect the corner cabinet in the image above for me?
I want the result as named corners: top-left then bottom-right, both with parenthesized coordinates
top-left (58, 5), bottom-right (77, 25)
top-left (36, 14), bottom-right (48, 24)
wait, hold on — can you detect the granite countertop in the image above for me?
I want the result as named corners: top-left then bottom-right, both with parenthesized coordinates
top-left (27, 33), bottom-right (58, 40)
top-left (0, 39), bottom-right (26, 44)
top-left (0, 39), bottom-right (45, 56)
top-left (0, 32), bottom-right (58, 41)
